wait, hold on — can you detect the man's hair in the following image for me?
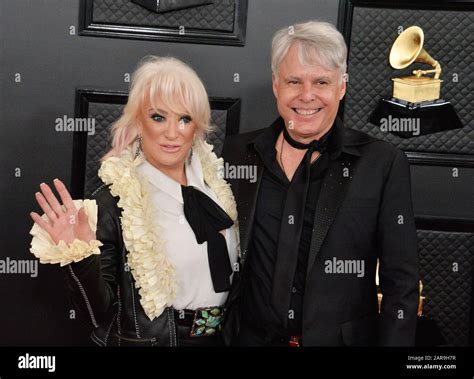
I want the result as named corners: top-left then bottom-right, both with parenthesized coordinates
top-left (271, 21), bottom-right (347, 78)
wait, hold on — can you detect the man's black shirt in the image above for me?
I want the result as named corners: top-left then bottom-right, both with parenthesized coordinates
top-left (240, 119), bottom-right (340, 337)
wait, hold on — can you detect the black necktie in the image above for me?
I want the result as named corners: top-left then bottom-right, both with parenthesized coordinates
top-left (181, 185), bottom-right (234, 293)
top-left (271, 126), bottom-right (329, 325)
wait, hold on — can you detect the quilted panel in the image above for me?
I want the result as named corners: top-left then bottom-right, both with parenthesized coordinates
top-left (207, 109), bottom-right (227, 156)
top-left (418, 230), bottom-right (474, 346)
top-left (345, 7), bottom-right (474, 154)
top-left (92, 0), bottom-right (235, 32)
top-left (84, 102), bottom-right (228, 196)
top-left (84, 103), bottom-right (119, 197)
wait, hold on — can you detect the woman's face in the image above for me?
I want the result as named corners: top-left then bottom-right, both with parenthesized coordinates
top-left (138, 97), bottom-right (198, 172)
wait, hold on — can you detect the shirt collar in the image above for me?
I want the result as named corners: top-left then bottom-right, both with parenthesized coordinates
top-left (137, 154), bottom-right (208, 204)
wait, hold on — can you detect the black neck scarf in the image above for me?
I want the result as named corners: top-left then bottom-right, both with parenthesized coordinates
top-left (271, 124), bottom-right (331, 324)
top-left (181, 185), bottom-right (234, 293)
top-left (282, 125), bottom-right (329, 152)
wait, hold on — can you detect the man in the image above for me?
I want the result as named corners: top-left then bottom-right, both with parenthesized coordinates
top-left (222, 21), bottom-right (419, 346)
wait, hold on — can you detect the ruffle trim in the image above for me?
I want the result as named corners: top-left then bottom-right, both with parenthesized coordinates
top-left (98, 148), bottom-right (177, 320)
top-left (29, 199), bottom-right (103, 266)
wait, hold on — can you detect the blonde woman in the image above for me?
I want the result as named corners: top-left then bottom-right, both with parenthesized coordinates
top-left (29, 56), bottom-right (239, 347)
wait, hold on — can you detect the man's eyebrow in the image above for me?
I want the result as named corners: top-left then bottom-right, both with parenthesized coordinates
top-left (313, 76), bottom-right (333, 82)
top-left (284, 75), bottom-right (334, 82)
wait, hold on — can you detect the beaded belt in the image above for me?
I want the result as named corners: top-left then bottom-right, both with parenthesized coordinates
top-left (174, 306), bottom-right (225, 337)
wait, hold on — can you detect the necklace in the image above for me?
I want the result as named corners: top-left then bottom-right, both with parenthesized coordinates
top-left (279, 133), bottom-right (286, 174)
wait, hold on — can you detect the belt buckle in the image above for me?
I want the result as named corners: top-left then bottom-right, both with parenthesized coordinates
top-left (288, 335), bottom-right (302, 347)
top-left (189, 306), bottom-right (224, 337)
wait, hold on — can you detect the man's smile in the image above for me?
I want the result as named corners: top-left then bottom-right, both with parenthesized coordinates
top-left (292, 107), bottom-right (323, 116)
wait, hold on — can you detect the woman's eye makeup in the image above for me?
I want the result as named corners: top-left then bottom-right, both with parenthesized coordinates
top-left (149, 113), bottom-right (192, 125)
top-left (151, 113), bottom-right (165, 122)
top-left (179, 115), bottom-right (192, 124)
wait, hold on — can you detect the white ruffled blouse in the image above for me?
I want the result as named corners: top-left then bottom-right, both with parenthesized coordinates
top-left (135, 156), bottom-right (238, 310)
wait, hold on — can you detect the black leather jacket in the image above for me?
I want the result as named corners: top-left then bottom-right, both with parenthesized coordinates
top-left (65, 184), bottom-right (179, 346)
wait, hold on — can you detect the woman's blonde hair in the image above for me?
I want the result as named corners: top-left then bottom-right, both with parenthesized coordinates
top-left (103, 56), bottom-right (211, 160)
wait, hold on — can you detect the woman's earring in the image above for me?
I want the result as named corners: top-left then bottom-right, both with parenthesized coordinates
top-left (188, 147), bottom-right (193, 164)
top-left (135, 134), bottom-right (143, 159)
top-left (188, 134), bottom-right (196, 164)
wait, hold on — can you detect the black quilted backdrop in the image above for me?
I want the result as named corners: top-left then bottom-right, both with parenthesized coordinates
top-left (206, 109), bottom-right (228, 156)
top-left (344, 7), bottom-right (474, 154)
top-left (83, 102), bottom-right (233, 197)
top-left (418, 229), bottom-right (474, 346)
top-left (92, 0), bottom-right (235, 32)
top-left (85, 102), bottom-right (122, 197)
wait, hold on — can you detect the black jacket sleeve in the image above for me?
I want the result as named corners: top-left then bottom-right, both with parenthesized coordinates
top-left (377, 149), bottom-right (419, 346)
top-left (65, 187), bottom-right (121, 328)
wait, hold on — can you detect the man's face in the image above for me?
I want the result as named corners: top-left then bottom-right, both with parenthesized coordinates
top-left (272, 42), bottom-right (346, 141)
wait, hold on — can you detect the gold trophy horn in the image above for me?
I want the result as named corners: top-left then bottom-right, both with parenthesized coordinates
top-left (389, 26), bottom-right (442, 103)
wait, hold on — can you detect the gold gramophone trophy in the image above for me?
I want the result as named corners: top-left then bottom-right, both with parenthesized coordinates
top-left (389, 26), bottom-right (442, 103)
top-left (369, 25), bottom-right (462, 137)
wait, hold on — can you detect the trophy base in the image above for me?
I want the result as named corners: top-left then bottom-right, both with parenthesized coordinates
top-left (392, 76), bottom-right (442, 103)
top-left (369, 98), bottom-right (463, 138)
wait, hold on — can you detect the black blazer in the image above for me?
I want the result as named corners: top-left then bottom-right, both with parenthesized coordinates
top-left (221, 118), bottom-right (419, 346)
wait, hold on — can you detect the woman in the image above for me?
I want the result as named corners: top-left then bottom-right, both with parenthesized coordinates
top-left (29, 56), bottom-right (239, 347)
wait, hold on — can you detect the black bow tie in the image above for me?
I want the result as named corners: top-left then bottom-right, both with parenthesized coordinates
top-left (181, 185), bottom-right (234, 293)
